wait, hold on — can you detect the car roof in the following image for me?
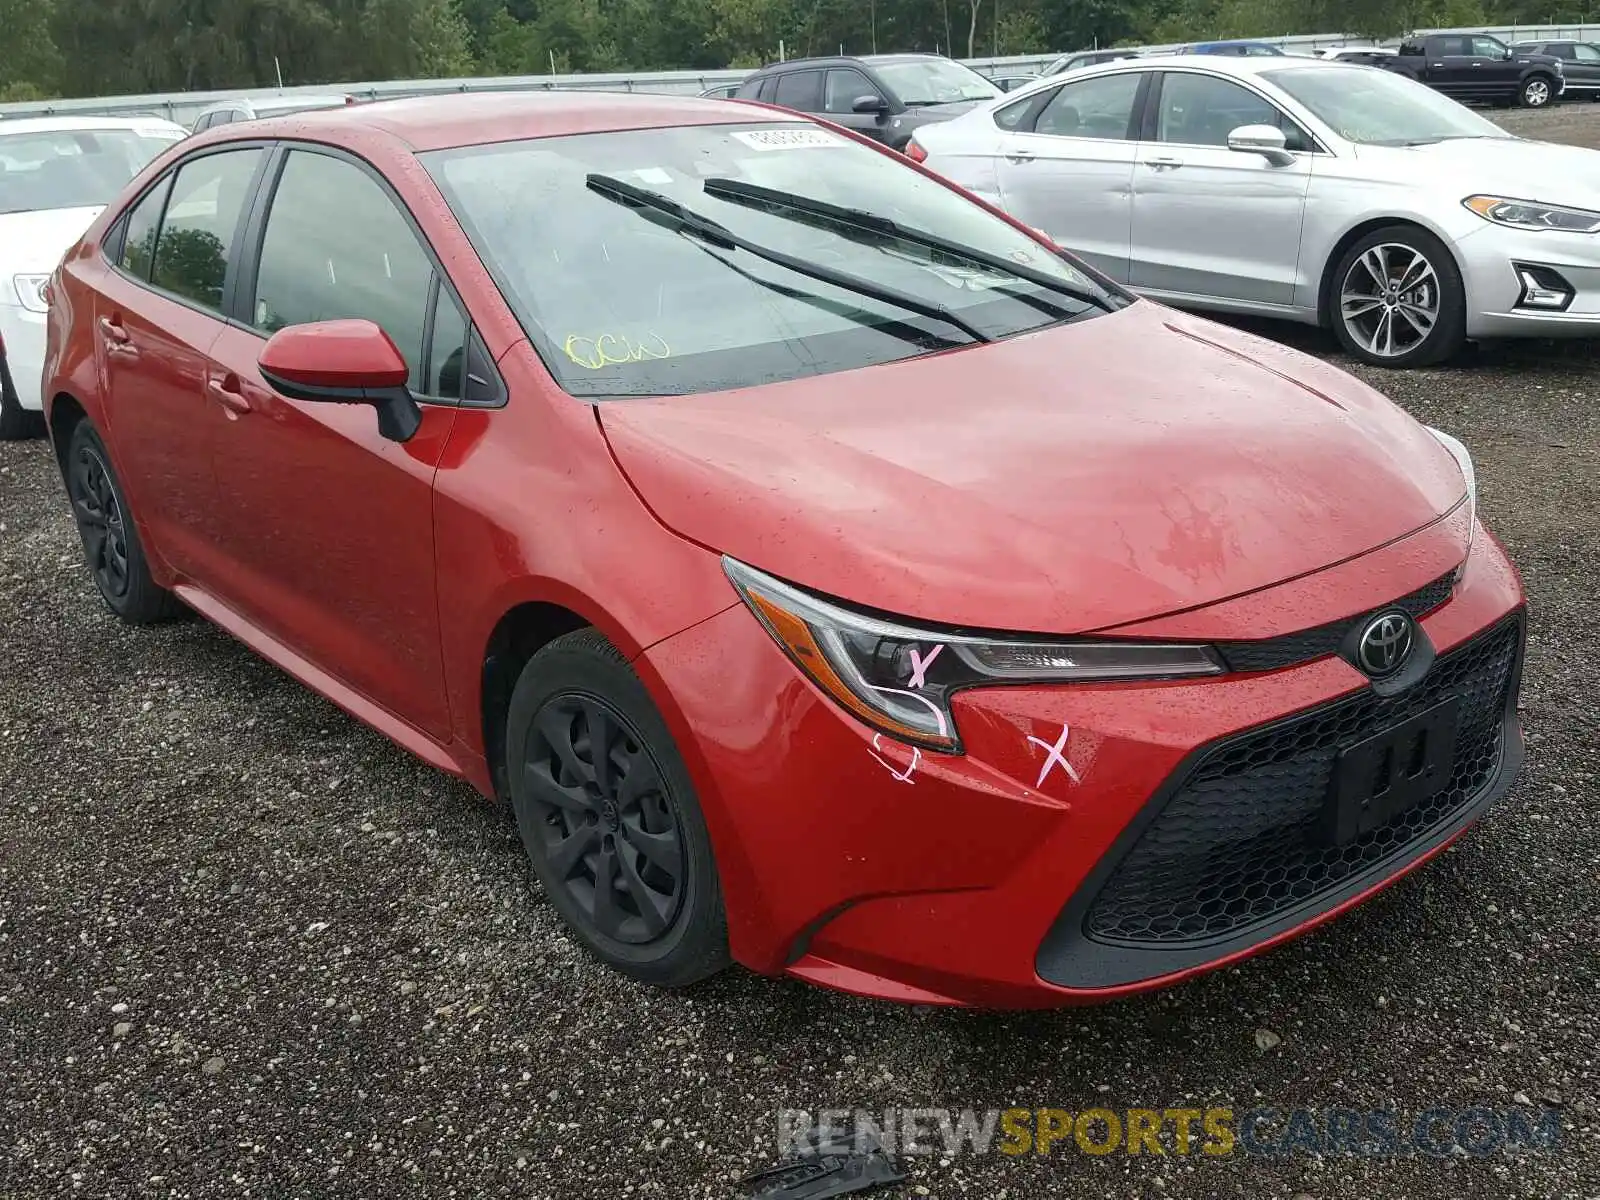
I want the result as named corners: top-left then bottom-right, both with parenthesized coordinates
top-left (213, 90), bottom-right (795, 153)
top-left (1060, 54), bottom-right (1324, 79)
top-left (0, 114), bottom-right (186, 136)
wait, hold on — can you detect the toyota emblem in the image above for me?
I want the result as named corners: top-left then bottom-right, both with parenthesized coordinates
top-left (1356, 612), bottom-right (1414, 677)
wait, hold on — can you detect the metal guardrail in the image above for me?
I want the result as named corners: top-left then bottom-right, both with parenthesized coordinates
top-left (2, 23), bottom-right (1598, 127)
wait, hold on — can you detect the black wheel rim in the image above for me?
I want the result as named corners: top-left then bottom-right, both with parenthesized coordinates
top-left (69, 445), bottom-right (130, 600)
top-left (522, 696), bottom-right (685, 945)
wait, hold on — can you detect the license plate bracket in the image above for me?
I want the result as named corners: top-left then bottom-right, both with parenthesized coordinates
top-left (1324, 698), bottom-right (1460, 846)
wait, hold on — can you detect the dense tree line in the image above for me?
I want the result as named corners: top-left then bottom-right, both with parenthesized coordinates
top-left (2, 0), bottom-right (1594, 101)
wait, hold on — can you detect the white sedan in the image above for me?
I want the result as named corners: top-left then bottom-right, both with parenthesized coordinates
top-left (909, 56), bottom-right (1600, 367)
top-left (1, 116), bottom-right (186, 438)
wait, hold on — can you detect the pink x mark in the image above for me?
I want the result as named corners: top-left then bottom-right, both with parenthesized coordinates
top-left (907, 643), bottom-right (944, 690)
top-left (1026, 723), bottom-right (1080, 789)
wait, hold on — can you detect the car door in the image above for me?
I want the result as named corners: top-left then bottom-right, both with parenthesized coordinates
top-left (202, 145), bottom-right (462, 739)
top-left (1424, 36), bottom-right (1476, 96)
top-left (1466, 36), bottom-right (1518, 99)
top-left (821, 68), bottom-right (893, 141)
top-left (93, 145), bottom-right (267, 582)
top-left (1570, 43), bottom-right (1600, 92)
top-left (1128, 71), bottom-right (1313, 307)
top-left (991, 70), bottom-right (1148, 281)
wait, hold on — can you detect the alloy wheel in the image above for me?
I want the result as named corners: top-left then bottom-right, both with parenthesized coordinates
top-left (522, 695), bottom-right (685, 945)
top-left (69, 445), bottom-right (131, 600)
top-left (1524, 79), bottom-right (1551, 106)
top-left (1338, 243), bottom-right (1441, 360)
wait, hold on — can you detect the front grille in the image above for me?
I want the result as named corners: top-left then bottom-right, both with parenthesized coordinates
top-left (1083, 616), bottom-right (1521, 947)
top-left (1216, 572), bottom-right (1456, 674)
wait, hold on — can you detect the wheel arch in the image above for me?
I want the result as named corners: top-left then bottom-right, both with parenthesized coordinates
top-left (47, 391), bottom-right (91, 481)
top-left (1316, 215), bottom-right (1468, 328)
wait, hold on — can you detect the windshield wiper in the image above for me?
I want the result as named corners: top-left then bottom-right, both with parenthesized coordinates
top-left (585, 173), bottom-right (992, 344)
top-left (702, 178), bottom-right (1117, 314)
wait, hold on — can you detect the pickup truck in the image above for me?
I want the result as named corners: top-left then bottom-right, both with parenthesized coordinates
top-left (1382, 33), bottom-right (1566, 107)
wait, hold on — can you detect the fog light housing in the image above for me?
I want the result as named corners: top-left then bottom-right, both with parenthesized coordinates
top-left (1514, 264), bottom-right (1574, 311)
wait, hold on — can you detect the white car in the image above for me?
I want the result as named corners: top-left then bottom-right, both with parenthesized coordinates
top-left (909, 56), bottom-right (1600, 366)
top-left (1, 116), bottom-right (187, 438)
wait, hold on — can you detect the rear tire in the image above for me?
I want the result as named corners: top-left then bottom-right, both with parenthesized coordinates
top-left (505, 628), bottom-right (730, 988)
top-left (64, 420), bottom-right (183, 623)
top-left (1328, 225), bottom-right (1466, 369)
top-left (1520, 74), bottom-right (1555, 107)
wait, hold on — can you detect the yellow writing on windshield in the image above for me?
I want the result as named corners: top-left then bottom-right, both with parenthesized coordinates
top-left (563, 332), bottom-right (672, 369)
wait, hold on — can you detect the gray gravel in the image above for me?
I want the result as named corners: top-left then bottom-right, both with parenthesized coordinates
top-left (5, 123), bottom-right (1600, 1200)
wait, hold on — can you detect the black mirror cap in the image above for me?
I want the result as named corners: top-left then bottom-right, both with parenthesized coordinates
top-left (258, 367), bottom-right (423, 444)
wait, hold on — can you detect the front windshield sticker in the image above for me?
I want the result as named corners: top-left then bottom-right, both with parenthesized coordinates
top-left (562, 331), bottom-right (672, 369)
top-left (730, 128), bottom-right (847, 151)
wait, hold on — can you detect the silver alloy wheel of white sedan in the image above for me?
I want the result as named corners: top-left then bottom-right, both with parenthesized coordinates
top-left (1339, 243), bottom-right (1441, 360)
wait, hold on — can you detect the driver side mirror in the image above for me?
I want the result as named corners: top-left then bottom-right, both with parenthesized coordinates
top-left (1226, 123), bottom-right (1294, 167)
top-left (852, 94), bottom-right (890, 116)
top-left (258, 319), bottom-right (423, 443)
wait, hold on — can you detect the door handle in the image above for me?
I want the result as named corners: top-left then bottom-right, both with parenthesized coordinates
top-left (98, 316), bottom-right (136, 356)
top-left (1005, 149), bottom-right (1035, 164)
top-left (1145, 155), bottom-right (1184, 170)
top-left (206, 375), bottom-right (252, 416)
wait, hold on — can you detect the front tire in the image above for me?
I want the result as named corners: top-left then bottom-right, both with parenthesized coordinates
top-left (1329, 226), bottom-right (1466, 369)
top-left (505, 629), bottom-right (730, 988)
top-left (64, 420), bottom-right (182, 623)
top-left (1520, 74), bottom-right (1555, 107)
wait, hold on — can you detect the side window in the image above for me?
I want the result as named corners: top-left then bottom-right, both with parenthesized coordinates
top-left (251, 150), bottom-right (434, 391)
top-left (1471, 36), bottom-right (1507, 57)
top-left (1156, 73), bottom-right (1308, 151)
top-left (756, 75), bottom-right (779, 102)
top-left (824, 69), bottom-right (879, 114)
top-left (192, 112), bottom-right (215, 132)
top-left (425, 289), bottom-right (467, 400)
top-left (150, 148), bottom-right (262, 311)
top-left (1435, 37), bottom-right (1470, 57)
top-left (994, 89), bottom-right (1049, 131)
top-left (1033, 72), bottom-right (1143, 140)
top-left (773, 70), bottom-right (824, 112)
top-left (117, 176), bottom-right (172, 280)
top-left (1576, 44), bottom-right (1600, 61)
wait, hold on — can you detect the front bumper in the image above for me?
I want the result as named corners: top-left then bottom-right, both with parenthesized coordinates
top-left (1457, 221), bottom-right (1600, 339)
top-left (640, 525), bottom-right (1527, 1008)
top-left (0, 300), bottom-right (46, 412)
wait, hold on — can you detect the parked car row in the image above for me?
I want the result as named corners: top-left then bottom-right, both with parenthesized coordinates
top-left (31, 89), bottom-right (1530, 1008)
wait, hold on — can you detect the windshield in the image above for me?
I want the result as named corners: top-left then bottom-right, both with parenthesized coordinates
top-left (423, 122), bottom-right (1114, 398)
top-left (0, 127), bottom-right (182, 215)
top-left (873, 60), bottom-right (1001, 105)
top-left (1263, 66), bottom-right (1510, 145)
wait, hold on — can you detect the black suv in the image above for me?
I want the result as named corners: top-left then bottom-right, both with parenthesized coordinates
top-left (733, 54), bottom-right (1002, 151)
top-left (1512, 39), bottom-right (1600, 98)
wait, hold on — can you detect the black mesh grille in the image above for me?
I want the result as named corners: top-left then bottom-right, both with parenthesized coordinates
top-left (1216, 572), bottom-right (1457, 674)
top-left (1083, 616), bottom-right (1520, 947)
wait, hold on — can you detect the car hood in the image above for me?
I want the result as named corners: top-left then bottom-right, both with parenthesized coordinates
top-left (599, 302), bottom-right (1467, 635)
top-left (1352, 137), bottom-right (1600, 206)
top-left (0, 206), bottom-right (105, 274)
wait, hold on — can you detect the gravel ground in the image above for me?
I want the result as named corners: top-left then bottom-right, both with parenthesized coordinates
top-left (3, 105), bottom-right (1599, 1200)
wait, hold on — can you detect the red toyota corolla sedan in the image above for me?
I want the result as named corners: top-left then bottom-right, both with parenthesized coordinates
top-left (41, 92), bottom-right (1525, 1008)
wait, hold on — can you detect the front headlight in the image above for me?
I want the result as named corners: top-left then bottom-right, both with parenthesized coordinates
top-left (724, 557), bottom-right (1223, 752)
top-left (1462, 195), bottom-right (1600, 233)
top-left (11, 274), bottom-right (50, 313)
top-left (1427, 426), bottom-right (1476, 581)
